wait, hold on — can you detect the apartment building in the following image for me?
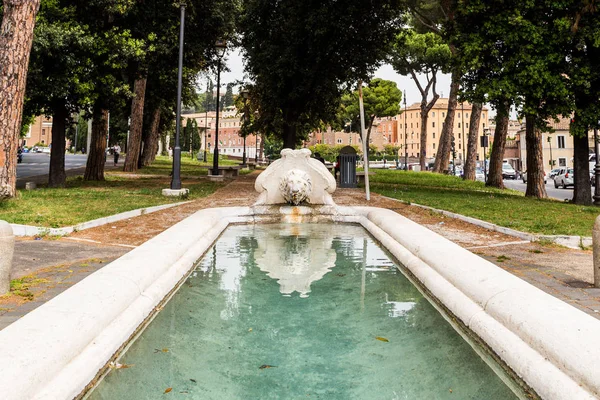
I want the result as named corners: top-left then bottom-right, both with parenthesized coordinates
top-left (515, 116), bottom-right (596, 172)
top-left (184, 107), bottom-right (261, 160)
top-left (397, 99), bottom-right (490, 164)
top-left (22, 116), bottom-right (53, 148)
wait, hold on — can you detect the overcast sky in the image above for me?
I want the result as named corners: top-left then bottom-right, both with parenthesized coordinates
top-left (209, 47), bottom-right (493, 116)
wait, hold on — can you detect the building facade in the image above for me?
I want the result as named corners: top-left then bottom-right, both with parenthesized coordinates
top-left (398, 99), bottom-right (490, 164)
top-left (184, 107), bottom-right (262, 160)
top-left (22, 116), bottom-right (53, 148)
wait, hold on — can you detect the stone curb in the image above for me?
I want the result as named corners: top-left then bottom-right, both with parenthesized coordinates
top-left (0, 205), bottom-right (598, 399)
top-left (9, 201), bottom-right (192, 237)
top-left (381, 196), bottom-right (592, 250)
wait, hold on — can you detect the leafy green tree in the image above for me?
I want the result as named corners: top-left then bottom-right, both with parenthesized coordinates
top-left (239, 0), bottom-right (404, 149)
top-left (24, 0), bottom-right (98, 187)
top-left (338, 79), bottom-right (402, 160)
top-left (455, 0), bottom-right (574, 199)
top-left (222, 83), bottom-right (234, 109)
top-left (565, 4), bottom-right (600, 205)
top-left (390, 29), bottom-right (451, 170)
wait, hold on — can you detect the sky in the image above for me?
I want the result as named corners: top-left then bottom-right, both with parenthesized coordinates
top-left (210, 47), bottom-right (481, 115)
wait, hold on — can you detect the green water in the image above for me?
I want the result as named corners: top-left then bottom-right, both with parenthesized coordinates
top-left (88, 223), bottom-right (519, 400)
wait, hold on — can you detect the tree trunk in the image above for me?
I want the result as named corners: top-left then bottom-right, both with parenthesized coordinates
top-left (572, 119), bottom-right (592, 205)
top-left (282, 121), bottom-right (296, 149)
top-left (0, 0), bottom-right (41, 198)
top-left (84, 106), bottom-right (109, 181)
top-left (486, 101), bottom-right (510, 189)
top-left (433, 69), bottom-right (459, 173)
top-left (525, 114), bottom-right (548, 198)
top-left (419, 108), bottom-right (428, 170)
top-left (123, 76), bottom-right (147, 172)
top-left (260, 132), bottom-right (265, 161)
top-left (48, 101), bottom-right (68, 187)
top-left (141, 107), bottom-right (161, 166)
top-left (463, 103), bottom-right (482, 180)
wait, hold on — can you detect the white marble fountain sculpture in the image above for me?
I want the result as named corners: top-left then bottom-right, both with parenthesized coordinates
top-left (255, 148), bottom-right (337, 205)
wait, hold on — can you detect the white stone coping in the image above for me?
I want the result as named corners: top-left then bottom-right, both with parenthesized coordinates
top-left (0, 205), bottom-right (598, 399)
top-left (9, 201), bottom-right (191, 237)
top-left (383, 196), bottom-right (593, 249)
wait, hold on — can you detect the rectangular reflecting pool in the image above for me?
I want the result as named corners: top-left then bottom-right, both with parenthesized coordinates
top-left (88, 223), bottom-right (521, 399)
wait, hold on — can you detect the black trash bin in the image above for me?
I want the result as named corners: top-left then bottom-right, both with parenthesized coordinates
top-left (338, 146), bottom-right (357, 188)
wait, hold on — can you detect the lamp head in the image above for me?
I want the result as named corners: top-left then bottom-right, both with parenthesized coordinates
top-left (240, 87), bottom-right (250, 100)
top-left (215, 40), bottom-right (227, 58)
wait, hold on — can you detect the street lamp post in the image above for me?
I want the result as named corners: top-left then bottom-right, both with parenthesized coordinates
top-left (594, 127), bottom-right (600, 205)
top-left (212, 40), bottom-right (227, 176)
top-left (403, 91), bottom-right (408, 170)
top-left (170, 4), bottom-right (186, 190)
top-left (240, 87), bottom-right (250, 167)
top-left (483, 127), bottom-right (489, 183)
top-left (203, 80), bottom-right (209, 162)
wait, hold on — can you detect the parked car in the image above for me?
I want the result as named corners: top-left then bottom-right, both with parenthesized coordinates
top-left (501, 163), bottom-right (517, 179)
top-left (553, 167), bottom-right (574, 188)
top-left (475, 168), bottom-right (485, 181)
top-left (521, 170), bottom-right (547, 184)
top-left (548, 168), bottom-right (561, 179)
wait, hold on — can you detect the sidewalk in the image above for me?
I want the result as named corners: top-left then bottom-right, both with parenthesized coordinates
top-left (3, 171), bottom-right (599, 331)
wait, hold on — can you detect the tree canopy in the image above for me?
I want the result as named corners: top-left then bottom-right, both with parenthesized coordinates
top-left (239, 0), bottom-right (404, 149)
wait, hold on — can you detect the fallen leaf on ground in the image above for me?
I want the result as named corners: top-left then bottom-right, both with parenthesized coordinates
top-left (259, 364), bottom-right (276, 369)
top-left (164, 387), bottom-right (172, 393)
top-left (154, 348), bottom-right (169, 353)
top-left (109, 362), bottom-right (134, 369)
top-left (375, 336), bottom-right (389, 342)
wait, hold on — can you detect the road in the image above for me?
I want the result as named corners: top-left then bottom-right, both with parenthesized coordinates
top-left (17, 153), bottom-right (88, 179)
top-left (503, 179), bottom-right (574, 201)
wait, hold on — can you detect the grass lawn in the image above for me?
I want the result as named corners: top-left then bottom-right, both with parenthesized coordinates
top-left (123, 155), bottom-right (248, 177)
top-left (0, 173), bottom-right (221, 228)
top-left (369, 169), bottom-right (600, 237)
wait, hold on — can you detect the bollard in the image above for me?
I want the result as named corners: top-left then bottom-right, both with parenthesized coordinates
top-left (0, 220), bottom-right (14, 295)
top-left (593, 216), bottom-right (600, 288)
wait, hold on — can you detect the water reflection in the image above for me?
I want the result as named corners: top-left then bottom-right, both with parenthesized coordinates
top-left (253, 224), bottom-right (337, 297)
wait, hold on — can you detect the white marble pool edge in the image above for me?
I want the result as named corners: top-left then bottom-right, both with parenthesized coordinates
top-left (0, 205), bottom-right (598, 400)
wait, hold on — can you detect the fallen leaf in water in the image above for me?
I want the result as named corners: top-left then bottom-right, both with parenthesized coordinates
top-left (259, 364), bottom-right (276, 369)
top-left (336, 273), bottom-right (346, 277)
top-left (190, 379), bottom-right (197, 383)
top-left (375, 336), bottom-right (389, 342)
top-left (449, 389), bottom-right (453, 393)
top-left (154, 348), bottom-right (169, 353)
top-left (109, 362), bottom-right (134, 369)
top-left (164, 387), bottom-right (172, 393)
top-left (248, 328), bottom-right (253, 332)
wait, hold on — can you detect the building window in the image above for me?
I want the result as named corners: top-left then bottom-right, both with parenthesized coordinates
top-left (466, 113), bottom-right (469, 118)
top-left (432, 122), bottom-right (435, 128)
top-left (458, 123), bottom-right (461, 128)
top-left (433, 143), bottom-right (436, 149)
top-left (432, 112), bottom-right (435, 117)
top-left (458, 133), bottom-right (461, 139)
top-left (442, 112), bottom-right (445, 117)
top-left (557, 136), bottom-right (565, 149)
top-left (559, 157), bottom-right (566, 166)
top-left (337, 138), bottom-right (342, 144)
top-left (482, 114), bottom-right (486, 119)
top-left (458, 143), bottom-right (461, 149)
top-left (466, 123), bottom-right (469, 128)
top-left (458, 113), bottom-right (461, 118)
top-left (42, 129), bottom-right (46, 136)
top-left (433, 132), bottom-right (436, 139)
top-left (411, 123), bottom-right (413, 128)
